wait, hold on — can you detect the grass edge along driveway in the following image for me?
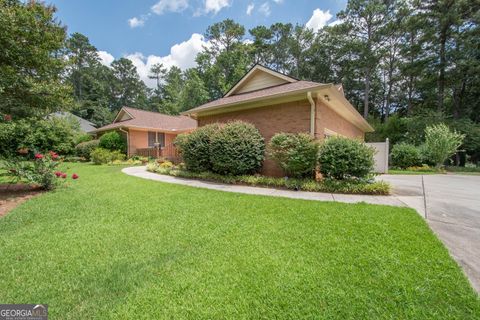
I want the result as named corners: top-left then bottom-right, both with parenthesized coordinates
top-left (0, 164), bottom-right (479, 319)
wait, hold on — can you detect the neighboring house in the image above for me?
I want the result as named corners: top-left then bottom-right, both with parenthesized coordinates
top-left (183, 64), bottom-right (374, 176)
top-left (50, 111), bottom-right (96, 133)
top-left (93, 107), bottom-right (197, 160)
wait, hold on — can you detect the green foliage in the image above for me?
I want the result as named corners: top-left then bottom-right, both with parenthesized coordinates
top-left (209, 121), bottom-right (265, 175)
top-left (0, 118), bottom-right (81, 157)
top-left (99, 131), bottom-right (126, 152)
top-left (424, 124), bottom-right (465, 167)
top-left (390, 143), bottom-right (422, 169)
top-left (268, 133), bottom-right (319, 178)
top-left (174, 124), bottom-right (222, 172)
top-left (318, 137), bottom-right (375, 180)
top-left (0, 153), bottom-right (62, 190)
top-left (75, 140), bottom-right (100, 160)
top-left (75, 133), bottom-right (93, 145)
top-left (147, 163), bottom-right (390, 195)
top-left (90, 148), bottom-right (125, 165)
top-left (0, 0), bottom-right (71, 118)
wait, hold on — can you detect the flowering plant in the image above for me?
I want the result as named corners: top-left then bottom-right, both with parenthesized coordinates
top-left (1, 151), bottom-right (78, 190)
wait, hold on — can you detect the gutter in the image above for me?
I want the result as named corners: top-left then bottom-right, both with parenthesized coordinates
top-left (119, 128), bottom-right (130, 156)
top-left (307, 91), bottom-right (315, 138)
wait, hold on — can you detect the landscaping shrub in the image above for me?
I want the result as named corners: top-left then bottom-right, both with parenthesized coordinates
top-left (390, 143), bottom-right (422, 169)
top-left (269, 132), bottom-right (319, 178)
top-left (0, 118), bottom-right (81, 157)
top-left (90, 148), bottom-right (125, 165)
top-left (75, 140), bottom-right (100, 160)
top-left (146, 163), bottom-right (390, 195)
top-left (174, 124), bottom-right (221, 172)
top-left (99, 131), bottom-right (127, 152)
top-left (318, 137), bottom-right (375, 180)
top-left (75, 133), bottom-right (93, 145)
top-left (209, 121), bottom-right (265, 175)
top-left (424, 124), bottom-right (465, 167)
top-left (0, 151), bottom-right (75, 190)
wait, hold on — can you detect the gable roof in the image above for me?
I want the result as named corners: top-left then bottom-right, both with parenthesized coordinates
top-left (49, 111), bottom-right (96, 132)
top-left (224, 64), bottom-right (298, 97)
top-left (182, 64), bottom-right (373, 132)
top-left (93, 107), bottom-right (197, 133)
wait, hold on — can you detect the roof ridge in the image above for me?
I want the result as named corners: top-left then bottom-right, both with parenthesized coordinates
top-left (123, 107), bottom-right (189, 119)
top-left (220, 80), bottom-right (324, 98)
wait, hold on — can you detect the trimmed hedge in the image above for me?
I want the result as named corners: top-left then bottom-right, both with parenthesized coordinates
top-left (269, 132), bottom-right (319, 178)
top-left (174, 123), bottom-right (221, 172)
top-left (209, 121), bottom-right (265, 175)
top-left (175, 121), bottom-right (265, 175)
top-left (75, 140), bottom-right (100, 160)
top-left (318, 137), bottom-right (375, 180)
top-left (390, 143), bottom-right (421, 169)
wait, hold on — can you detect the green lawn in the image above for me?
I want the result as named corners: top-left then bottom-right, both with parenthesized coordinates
top-left (0, 164), bottom-right (479, 319)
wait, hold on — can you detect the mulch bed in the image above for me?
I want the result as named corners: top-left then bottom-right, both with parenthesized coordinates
top-left (0, 184), bottom-right (43, 217)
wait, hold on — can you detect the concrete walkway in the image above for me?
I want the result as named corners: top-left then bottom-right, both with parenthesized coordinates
top-left (122, 166), bottom-right (418, 210)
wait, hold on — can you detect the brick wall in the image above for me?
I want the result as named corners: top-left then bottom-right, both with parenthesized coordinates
top-left (197, 99), bottom-right (365, 176)
top-left (315, 100), bottom-right (364, 141)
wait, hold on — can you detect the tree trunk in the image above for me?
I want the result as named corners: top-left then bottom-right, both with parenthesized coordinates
top-left (437, 25), bottom-right (448, 112)
top-left (364, 68), bottom-right (370, 119)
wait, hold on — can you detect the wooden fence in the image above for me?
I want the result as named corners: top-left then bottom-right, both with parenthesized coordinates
top-left (135, 144), bottom-right (181, 163)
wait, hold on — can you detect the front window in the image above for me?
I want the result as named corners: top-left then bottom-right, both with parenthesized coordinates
top-left (148, 132), bottom-right (165, 147)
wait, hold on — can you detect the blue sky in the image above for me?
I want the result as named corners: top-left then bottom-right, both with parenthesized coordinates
top-left (49, 0), bottom-right (346, 87)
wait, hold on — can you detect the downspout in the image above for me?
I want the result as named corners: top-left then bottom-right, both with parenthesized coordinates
top-left (119, 128), bottom-right (130, 157)
top-left (307, 91), bottom-right (315, 138)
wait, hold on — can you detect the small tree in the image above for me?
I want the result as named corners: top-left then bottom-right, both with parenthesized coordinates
top-left (268, 133), bottom-right (319, 178)
top-left (424, 124), bottom-right (464, 167)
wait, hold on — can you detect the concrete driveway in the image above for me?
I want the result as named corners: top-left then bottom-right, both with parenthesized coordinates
top-left (381, 174), bottom-right (480, 293)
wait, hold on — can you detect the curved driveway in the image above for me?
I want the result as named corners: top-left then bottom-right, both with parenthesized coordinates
top-left (381, 174), bottom-right (480, 293)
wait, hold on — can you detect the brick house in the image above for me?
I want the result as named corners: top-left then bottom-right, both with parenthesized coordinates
top-left (183, 64), bottom-right (374, 176)
top-left (93, 107), bottom-right (197, 161)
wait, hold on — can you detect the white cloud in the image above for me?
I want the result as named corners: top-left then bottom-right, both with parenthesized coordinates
top-left (305, 8), bottom-right (333, 32)
top-left (151, 0), bottom-right (188, 15)
top-left (273, 0), bottom-right (283, 3)
top-left (123, 33), bottom-right (210, 87)
top-left (97, 51), bottom-right (114, 66)
top-left (258, 2), bottom-right (270, 16)
top-left (128, 17), bottom-right (145, 28)
top-left (246, 3), bottom-right (254, 15)
top-left (204, 0), bottom-right (231, 15)
top-left (328, 19), bottom-right (343, 27)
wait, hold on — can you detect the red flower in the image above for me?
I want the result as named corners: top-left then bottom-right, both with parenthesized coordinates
top-left (61, 173), bottom-right (67, 179)
top-left (72, 173), bottom-right (79, 179)
top-left (55, 171), bottom-right (63, 177)
top-left (4, 114), bottom-right (12, 121)
top-left (49, 151), bottom-right (59, 159)
top-left (34, 153), bottom-right (44, 159)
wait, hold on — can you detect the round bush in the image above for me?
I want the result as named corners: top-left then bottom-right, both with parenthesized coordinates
top-left (99, 131), bottom-right (126, 152)
top-left (268, 132), bottom-right (319, 178)
top-left (390, 143), bottom-right (421, 169)
top-left (90, 148), bottom-right (125, 165)
top-left (174, 124), bottom-right (221, 172)
top-left (75, 140), bottom-right (100, 160)
top-left (318, 137), bottom-right (374, 180)
top-left (210, 121), bottom-right (265, 175)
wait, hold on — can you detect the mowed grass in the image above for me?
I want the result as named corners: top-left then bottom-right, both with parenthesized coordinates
top-left (0, 164), bottom-right (479, 319)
